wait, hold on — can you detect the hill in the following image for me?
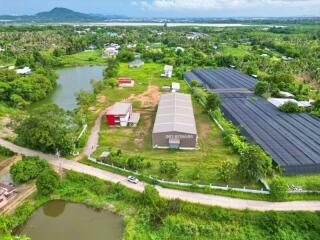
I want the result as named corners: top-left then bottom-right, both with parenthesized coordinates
top-left (0, 7), bottom-right (126, 23)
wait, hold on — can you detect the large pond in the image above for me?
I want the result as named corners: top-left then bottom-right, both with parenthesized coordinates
top-left (15, 200), bottom-right (123, 240)
top-left (32, 65), bottom-right (105, 111)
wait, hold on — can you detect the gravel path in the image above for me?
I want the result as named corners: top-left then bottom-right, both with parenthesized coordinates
top-left (0, 138), bottom-right (320, 212)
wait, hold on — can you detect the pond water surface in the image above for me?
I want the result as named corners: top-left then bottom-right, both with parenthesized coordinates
top-left (32, 65), bottom-right (105, 111)
top-left (15, 200), bottom-right (123, 240)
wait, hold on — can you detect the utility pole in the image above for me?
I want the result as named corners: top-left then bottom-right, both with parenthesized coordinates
top-left (56, 149), bottom-right (63, 176)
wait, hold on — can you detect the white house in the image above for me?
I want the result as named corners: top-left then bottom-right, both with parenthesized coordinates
top-left (172, 82), bottom-right (180, 92)
top-left (161, 65), bottom-right (173, 78)
top-left (103, 46), bottom-right (118, 58)
top-left (16, 67), bottom-right (31, 75)
top-left (261, 54), bottom-right (270, 58)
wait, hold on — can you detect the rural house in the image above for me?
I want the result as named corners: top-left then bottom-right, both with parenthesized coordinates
top-left (118, 77), bottom-right (135, 87)
top-left (106, 102), bottom-right (140, 127)
top-left (161, 65), bottom-right (173, 78)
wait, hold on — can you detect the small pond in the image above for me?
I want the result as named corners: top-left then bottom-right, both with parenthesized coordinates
top-left (15, 200), bottom-right (123, 240)
top-left (32, 65), bottom-right (105, 111)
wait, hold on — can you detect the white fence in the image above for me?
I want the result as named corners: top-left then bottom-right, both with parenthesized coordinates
top-left (88, 156), bottom-right (270, 194)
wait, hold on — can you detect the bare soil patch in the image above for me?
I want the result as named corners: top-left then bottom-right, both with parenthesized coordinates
top-left (129, 85), bottom-right (160, 109)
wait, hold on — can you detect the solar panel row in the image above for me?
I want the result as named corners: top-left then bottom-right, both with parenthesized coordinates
top-left (184, 69), bottom-right (320, 175)
top-left (185, 68), bottom-right (257, 90)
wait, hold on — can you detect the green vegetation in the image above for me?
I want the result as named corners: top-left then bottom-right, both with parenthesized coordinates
top-left (13, 104), bottom-right (79, 156)
top-left (36, 168), bottom-right (60, 196)
top-left (10, 156), bottom-right (50, 184)
top-left (279, 101), bottom-right (301, 113)
top-left (238, 144), bottom-right (273, 182)
top-left (270, 177), bottom-right (289, 200)
top-left (1, 171), bottom-right (320, 240)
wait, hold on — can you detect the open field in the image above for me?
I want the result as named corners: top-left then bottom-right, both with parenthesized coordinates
top-left (57, 50), bottom-right (108, 67)
top-left (91, 63), bottom-right (246, 186)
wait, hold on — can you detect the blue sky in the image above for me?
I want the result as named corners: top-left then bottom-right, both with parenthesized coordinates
top-left (0, 0), bottom-right (319, 17)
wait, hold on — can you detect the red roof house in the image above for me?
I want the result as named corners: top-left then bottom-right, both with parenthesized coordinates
top-left (118, 77), bottom-right (135, 87)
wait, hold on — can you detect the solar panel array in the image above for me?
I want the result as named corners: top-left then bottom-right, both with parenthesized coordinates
top-left (184, 68), bottom-right (257, 90)
top-left (185, 68), bottom-right (320, 175)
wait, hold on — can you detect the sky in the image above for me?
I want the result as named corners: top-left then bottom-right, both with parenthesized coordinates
top-left (0, 0), bottom-right (319, 18)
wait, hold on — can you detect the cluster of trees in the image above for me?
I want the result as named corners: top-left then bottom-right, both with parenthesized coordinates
top-left (0, 68), bottom-right (57, 108)
top-left (254, 72), bottom-right (310, 100)
top-left (13, 104), bottom-right (79, 156)
top-left (10, 156), bottom-right (59, 196)
top-left (100, 149), bottom-right (151, 171)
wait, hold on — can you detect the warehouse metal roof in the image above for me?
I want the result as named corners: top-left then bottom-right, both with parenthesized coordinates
top-left (107, 102), bottom-right (132, 115)
top-left (184, 68), bottom-right (257, 90)
top-left (153, 93), bottom-right (197, 135)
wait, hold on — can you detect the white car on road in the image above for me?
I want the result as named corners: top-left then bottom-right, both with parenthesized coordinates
top-left (127, 176), bottom-right (139, 184)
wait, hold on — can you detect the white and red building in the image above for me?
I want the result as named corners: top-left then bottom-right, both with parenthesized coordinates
top-left (106, 102), bottom-right (133, 127)
top-left (118, 77), bottom-right (135, 87)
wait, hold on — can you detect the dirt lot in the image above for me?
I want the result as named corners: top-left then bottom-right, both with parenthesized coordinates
top-left (128, 85), bottom-right (160, 109)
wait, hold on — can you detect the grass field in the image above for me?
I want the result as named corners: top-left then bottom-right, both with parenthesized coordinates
top-left (57, 50), bottom-right (108, 67)
top-left (91, 62), bottom-right (246, 187)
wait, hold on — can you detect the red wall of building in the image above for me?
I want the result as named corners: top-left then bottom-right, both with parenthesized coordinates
top-left (106, 114), bottom-right (115, 126)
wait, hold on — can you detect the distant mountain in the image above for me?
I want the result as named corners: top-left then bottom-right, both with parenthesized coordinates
top-left (34, 7), bottom-right (97, 21)
top-left (0, 7), bottom-right (127, 23)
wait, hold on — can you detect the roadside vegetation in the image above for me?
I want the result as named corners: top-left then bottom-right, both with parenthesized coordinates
top-left (1, 170), bottom-right (320, 240)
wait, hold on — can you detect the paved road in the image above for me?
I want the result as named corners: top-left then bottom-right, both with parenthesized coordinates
top-left (0, 138), bottom-right (320, 212)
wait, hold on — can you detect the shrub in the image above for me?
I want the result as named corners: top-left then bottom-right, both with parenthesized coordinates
top-left (36, 169), bottom-right (60, 196)
top-left (237, 144), bottom-right (273, 182)
top-left (279, 101), bottom-right (300, 113)
top-left (255, 81), bottom-right (269, 96)
top-left (159, 160), bottom-right (179, 178)
top-left (10, 156), bottom-right (50, 184)
top-left (0, 145), bottom-right (14, 157)
top-left (216, 160), bottom-right (236, 183)
top-left (269, 177), bottom-right (288, 200)
top-left (205, 93), bottom-right (221, 112)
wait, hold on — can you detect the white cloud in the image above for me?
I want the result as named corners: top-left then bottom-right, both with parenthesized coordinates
top-left (132, 0), bottom-right (320, 11)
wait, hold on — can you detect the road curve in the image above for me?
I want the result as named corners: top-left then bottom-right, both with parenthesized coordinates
top-left (1, 138), bottom-right (320, 212)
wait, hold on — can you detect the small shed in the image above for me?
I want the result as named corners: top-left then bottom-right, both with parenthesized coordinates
top-left (162, 85), bottom-right (171, 92)
top-left (129, 59), bottom-right (144, 68)
top-left (161, 65), bottom-right (173, 78)
top-left (128, 112), bottom-right (141, 127)
top-left (171, 82), bottom-right (180, 92)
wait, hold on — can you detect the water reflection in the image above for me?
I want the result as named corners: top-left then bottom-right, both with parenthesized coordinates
top-left (43, 200), bottom-right (66, 217)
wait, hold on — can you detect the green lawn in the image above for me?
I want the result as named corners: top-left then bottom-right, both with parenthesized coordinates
top-left (58, 50), bottom-right (108, 67)
top-left (91, 63), bottom-right (247, 187)
top-left (219, 45), bottom-right (249, 57)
